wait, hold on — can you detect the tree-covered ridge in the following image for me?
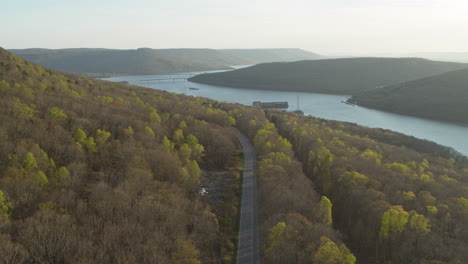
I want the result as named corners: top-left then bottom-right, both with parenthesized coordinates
top-left (8, 48), bottom-right (232, 77)
top-left (0, 48), bottom-right (245, 263)
top-left (348, 67), bottom-right (468, 124)
top-left (221, 105), bottom-right (356, 263)
top-left (268, 111), bottom-right (468, 264)
top-left (189, 57), bottom-right (468, 94)
top-left (0, 48), bottom-right (353, 263)
top-left (9, 48), bottom-right (323, 77)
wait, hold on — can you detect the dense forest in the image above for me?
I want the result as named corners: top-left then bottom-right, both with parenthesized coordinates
top-left (0, 48), bottom-right (354, 263)
top-left (2, 47), bottom-right (467, 264)
top-left (10, 48), bottom-right (322, 78)
top-left (9, 48), bottom-right (231, 78)
top-left (189, 57), bottom-right (468, 94)
top-left (0, 48), bottom-right (245, 263)
top-left (348, 68), bottom-right (468, 124)
top-left (267, 111), bottom-right (468, 264)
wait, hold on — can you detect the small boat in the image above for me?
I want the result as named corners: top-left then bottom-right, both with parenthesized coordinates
top-left (188, 87), bottom-right (199, 90)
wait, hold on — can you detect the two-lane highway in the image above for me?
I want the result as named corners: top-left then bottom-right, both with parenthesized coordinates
top-left (236, 132), bottom-right (260, 264)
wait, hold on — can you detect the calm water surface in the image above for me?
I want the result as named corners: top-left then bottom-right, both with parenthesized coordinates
top-left (104, 71), bottom-right (468, 156)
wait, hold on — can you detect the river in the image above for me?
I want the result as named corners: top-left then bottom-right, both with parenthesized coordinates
top-left (103, 70), bottom-right (468, 157)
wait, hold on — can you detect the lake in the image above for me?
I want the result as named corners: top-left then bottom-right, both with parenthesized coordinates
top-left (103, 71), bottom-right (468, 157)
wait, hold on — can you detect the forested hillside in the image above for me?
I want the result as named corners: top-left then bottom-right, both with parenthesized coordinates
top-left (0, 48), bottom-right (245, 263)
top-left (10, 48), bottom-right (323, 78)
top-left (0, 48), bottom-right (354, 263)
top-left (189, 57), bottom-right (468, 94)
top-left (9, 48), bottom-right (231, 77)
top-left (219, 48), bottom-right (323, 63)
top-left (348, 68), bottom-right (468, 124)
top-left (268, 111), bottom-right (468, 264)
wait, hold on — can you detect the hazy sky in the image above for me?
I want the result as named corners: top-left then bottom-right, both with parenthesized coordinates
top-left (2, 0), bottom-right (468, 55)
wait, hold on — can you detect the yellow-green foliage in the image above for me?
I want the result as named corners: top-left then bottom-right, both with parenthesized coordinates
top-left (185, 134), bottom-right (204, 161)
top-left (162, 136), bottom-right (174, 151)
top-left (318, 196), bottom-right (333, 226)
top-left (171, 239), bottom-right (201, 264)
top-left (123, 126), bottom-right (134, 136)
top-left (439, 174), bottom-right (457, 183)
top-left (23, 152), bottom-right (39, 171)
top-left (408, 212), bottom-right (431, 233)
top-left (84, 137), bottom-right (97, 152)
top-left (75, 128), bottom-right (87, 143)
top-left (47, 106), bottom-right (67, 121)
top-left (99, 96), bottom-right (114, 103)
top-left (313, 236), bottom-right (356, 264)
top-left (36, 171), bottom-right (49, 187)
top-left (339, 171), bottom-right (369, 186)
top-left (0, 79), bottom-right (10, 93)
top-left (0, 190), bottom-right (12, 218)
top-left (54, 166), bottom-right (70, 186)
top-left (387, 162), bottom-right (414, 176)
top-left (145, 126), bottom-right (155, 137)
top-left (13, 98), bottom-right (37, 119)
top-left (14, 83), bottom-right (34, 99)
top-left (332, 137), bottom-right (345, 147)
top-left (265, 222), bottom-right (287, 258)
top-left (149, 108), bottom-right (161, 124)
top-left (360, 149), bottom-right (382, 166)
top-left (173, 129), bottom-right (184, 146)
top-left (96, 129), bottom-right (111, 144)
top-left (402, 191), bottom-right (416, 201)
top-left (426, 206), bottom-right (438, 215)
top-left (379, 206), bottom-right (409, 239)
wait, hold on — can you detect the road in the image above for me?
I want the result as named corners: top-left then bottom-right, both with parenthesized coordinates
top-left (236, 132), bottom-right (260, 264)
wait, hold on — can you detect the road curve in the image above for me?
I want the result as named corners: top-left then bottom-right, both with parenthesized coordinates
top-left (235, 131), bottom-right (260, 264)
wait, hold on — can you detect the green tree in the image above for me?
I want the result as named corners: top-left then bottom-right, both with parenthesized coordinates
top-left (96, 129), bottom-right (111, 144)
top-left (36, 171), bottom-right (49, 187)
top-left (313, 236), bottom-right (356, 264)
top-left (47, 107), bottom-right (67, 121)
top-left (318, 196), bottom-right (333, 226)
top-left (23, 152), bottom-right (38, 172)
top-left (0, 190), bottom-right (12, 218)
top-left (379, 206), bottom-right (409, 240)
top-left (265, 222), bottom-right (287, 258)
top-left (145, 126), bottom-right (155, 137)
top-left (171, 239), bottom-right (201, 264)
top-left (75, 128), bottom-right (87, 143)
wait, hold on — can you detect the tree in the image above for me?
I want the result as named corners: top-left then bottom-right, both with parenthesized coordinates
top-left (23, 152), bottom-right (38, 172)
top-left (264, 222), bottom-right (287, 259)
top-left (171, 239), bottom-right (201, 264)
top-left (379, 206), bottom-right (409, 240)
top-left (47, 106), bottom-right (67, 121)
top-left (317, 196), bottom-right (333, 226)
top-left (313, 236), bottom-right (356, 264)
top-left (75, 128), bottom-right (87, 143)
top-left (0, 190), bottom-right (12, 218)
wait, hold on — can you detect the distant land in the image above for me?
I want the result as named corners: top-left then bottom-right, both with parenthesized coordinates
top-left (348, 68), bottom-right (468, 125)
top-left (219, 48), bottom-right (323, 63)
top-left (398, 52), bottom-right (468, 63)
top-left (189, 57), bottom-right (468, 95)
top-left (9, 48), bottom-right (323, 77)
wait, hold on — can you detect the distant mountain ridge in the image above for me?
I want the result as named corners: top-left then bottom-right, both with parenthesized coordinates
top-left (219, 48), bottom-right (323, 63)
top-left (9, 48), bottom-right (323, 77)
top-left (348, 68), bottom-right (468, 124)
top-left (189, 57), bottom-right (468, 94)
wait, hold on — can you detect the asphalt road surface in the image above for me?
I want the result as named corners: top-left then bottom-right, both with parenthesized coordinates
top-left (236, 132), bottom-right (260, 264)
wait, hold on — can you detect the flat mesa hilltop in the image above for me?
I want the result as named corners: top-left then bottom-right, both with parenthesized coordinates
top-left (189, 57), bottom-right (468, 95)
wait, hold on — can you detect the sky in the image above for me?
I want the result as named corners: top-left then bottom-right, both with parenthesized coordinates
top-left (2, 0), bottom-right (468, 55)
